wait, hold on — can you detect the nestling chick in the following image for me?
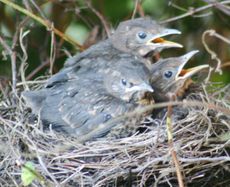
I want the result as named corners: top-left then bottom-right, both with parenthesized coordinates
top-left (22, 57), bottom-right (154, 142)
top-left (65, 17), bottom-right (182, 69)
top-left (110, 17), bottom-right (182, 57)
top-left (150, 50), bottom-right (209, 100)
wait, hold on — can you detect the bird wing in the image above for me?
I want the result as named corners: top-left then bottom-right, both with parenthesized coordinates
top-left (45, 41), bottom-right (137, 89)
top-left (57, 80), bottom-right (122, 137)
top-left (40, 77), bottom-right (128, 139)
top-left (22, 90), bottom-right (47, 114)
top-left (64, 40), bottom-right (111, 68)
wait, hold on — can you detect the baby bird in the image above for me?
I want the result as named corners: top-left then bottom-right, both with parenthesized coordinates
top-left (22, 17), bottom-right (184, 142)
top-left (110, 17), bottom-right (182, 57)
top-left (64, 17), bottom-right (182, 70)
top-left (44, 18), bottom-right (182, 90)
top-left (150, 50), bottom-right (209, 101)
top-left (22, 57), bottom-right (154, 142)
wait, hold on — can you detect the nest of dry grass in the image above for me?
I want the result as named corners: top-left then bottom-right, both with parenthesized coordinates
top-left (0, 81), bottom-right (230, 187)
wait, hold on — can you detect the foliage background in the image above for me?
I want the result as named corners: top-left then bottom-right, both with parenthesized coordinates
top-left (0, 1), bottom-right (230, 186)
top-left (0, 0), bottom-right (230, 87)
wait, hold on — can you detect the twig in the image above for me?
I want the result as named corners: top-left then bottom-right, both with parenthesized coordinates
top-left (204, 29), bottom-right (230, 44)
top-left (16, 80), bottom-right (47, 86)
top-left (49, 23), bottom-right (56, 75)
top-left (202, 0), bottom-right (230, 16)
top-left (0, 0), bottom-right (83, 50)
top-left (9, 18), bottom-right (29, 94)
top-left (132, 0), bottom-right (145, 18)
top-left (86, 0), bottom-right (111, 37)
top-left (179, 156), bottom-right (230, 162)
top-left (25, 60), bottom-right (50, 80)
top-left (0, 116), bottom-right (60, 186)
top-left (221, 62), bottom-right (230, 68)
top-left (136, 2), bottom-right (145, 17)
top-left (11, 28), bottom-right (20, 94)
top-left (76, 99), bottom-right (230, 143)
top-left (19, 29), bottom-right (30, 90)
top-left (25, 46), bottom-right (66, 80)
top-left (0, 36), bottom-right (15, 92)
top-left (161, 0), bottom-right (230, 23)
top-left (83, 25), bottom-right (99, 48)
top-left (169, 1), bottom-right (188, 12)
top-left (166, 94), bottom-right (185, 187)
top-left (0, 35), bottom-right (13, 54)
top-left (22, 0), bottom-right (32, 12)
top-left (29, 0), bottom-right (47, 19)
top-left (202, 30), bottom-right (222, 75)
top-left (132, 0), bottom-right (139, 18)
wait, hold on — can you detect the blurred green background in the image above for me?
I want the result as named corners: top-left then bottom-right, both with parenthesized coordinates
top-left (0, 0), bottom-right (230, 85)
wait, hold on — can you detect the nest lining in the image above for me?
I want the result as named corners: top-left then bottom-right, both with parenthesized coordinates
top-left (0, 82), bottom-right (230, 187)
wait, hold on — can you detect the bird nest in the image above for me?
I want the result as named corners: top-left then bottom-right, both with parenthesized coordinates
top-left (0, 80), bottom-right (230, 187)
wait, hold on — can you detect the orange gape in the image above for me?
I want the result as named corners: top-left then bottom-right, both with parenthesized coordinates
top-left (176, 79), bottom-right (194, 97)
top-left (179, 69), bottom-right (188, 76)
top-left (152, 37), bottom-right (165, 43)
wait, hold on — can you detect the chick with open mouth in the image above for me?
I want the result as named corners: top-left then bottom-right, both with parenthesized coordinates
top-left (110, 17), bottom-right (183, 58)
top-left (149, 50), bottom-right (209, 101)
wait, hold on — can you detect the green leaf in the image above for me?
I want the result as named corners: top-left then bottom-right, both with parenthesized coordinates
top-left (21, 161), bottom-right (37, 186)
top-left (65, 22), bottom-right (89, 45)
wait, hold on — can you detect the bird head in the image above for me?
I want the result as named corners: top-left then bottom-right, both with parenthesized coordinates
top-left (110, 17), bottom-right (183, 57)
top-left (150, 50), bottom-right (209, 99)
top-left (104, 60), bottom-right (154, 103)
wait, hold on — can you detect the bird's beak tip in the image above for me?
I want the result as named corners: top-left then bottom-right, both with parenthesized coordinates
top-left (181, 50), bottom-right (199, 62)
top-left (163, 28), bottom-right (181, 35)
top-left (148, 87), bottom-right (154, 93)
top-left (142, 83), bottom-right (154, 93)
top-left (127, 83), bottom-right (154, 93)
top-left (158, 40), bottom-right (183, 48)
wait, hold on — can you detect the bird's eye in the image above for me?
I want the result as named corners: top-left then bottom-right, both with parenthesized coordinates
top-left (121, 79), bottom-right (127, 86)
top-left (164, 71), bottom-right (173, 78)
top-left (129, 82), bottom-right (134, 87)
top-left (104, 114), bottom-right (112, 122)
top-left (138, 31), bottom-right (147, 39)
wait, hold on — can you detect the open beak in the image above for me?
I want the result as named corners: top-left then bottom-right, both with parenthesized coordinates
top-left (176, 50), bottom-right (209, 80)
top-left (178, 65), bottom-right (209, 79)
top-left (147, 28), bottom-right (183, 48)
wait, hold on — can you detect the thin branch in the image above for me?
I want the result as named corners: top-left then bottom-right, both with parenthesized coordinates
top-left (132, 0), bottom-right (145, 18)
top-left (202, 30), bottom-right (222, 75)
top-left (22, 0), bottom-right (32, 12)
top-left (179, 156), bottom-right (230, 162)
top-left (86, 0), bottom-right (111, 37)
top-left (0, 0), bottom-right (83, 50)
top-left (136, 2), bottom-right (145, 17)
top-left (19, 29), bottom-right (30, 90)
top-left (10, 24), bottom-right (20, 94)
top-left (161, 0), bottom-right (230, 23)
top-left (16, 80), bottom-right (47, 86)
top-left (0, 36), bottom-right (13, 54)
top-left (29, 0), bottom-right (47, 19)
top-left (205, 29), bottom-right (230, 44)
top-left (202, 0), bottom-right (230, 16)
top-left (49, 23), bottom-right (56, 75)
top-left (166, 94), bottom-right (185, 187)
top-left (25, 60), bottom-right (50, 81)
top-left (10, 52), bottom-right (17, 94)
top-left (132, 0), bottom-right (140, 19)
top-left (221, 62), bottom-right (230, 68)
top-left (76, 99), bottom-right (230, 143)
top-left (0, 36), bottom-right (15, 92)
